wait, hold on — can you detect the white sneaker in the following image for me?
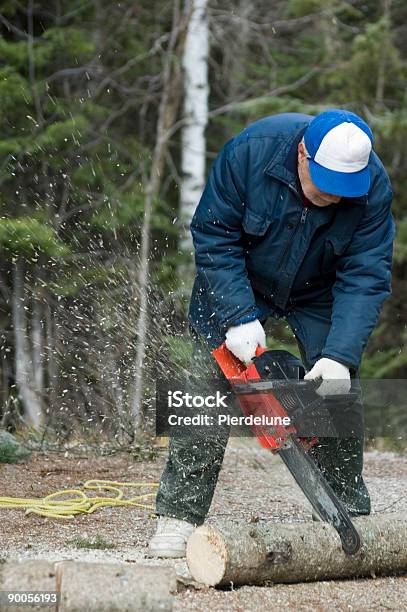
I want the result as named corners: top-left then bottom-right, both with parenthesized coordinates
top-left (147, 516), bottom-right (195, 558)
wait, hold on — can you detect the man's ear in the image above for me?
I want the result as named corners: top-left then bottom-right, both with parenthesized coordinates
top-left (298, 141), bottom-right (306, 161)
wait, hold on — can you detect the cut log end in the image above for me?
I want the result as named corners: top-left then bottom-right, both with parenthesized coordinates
top-left (186, 524), bottom-right (227, 586)
top-left (186, 514), bottom-right (407, 587)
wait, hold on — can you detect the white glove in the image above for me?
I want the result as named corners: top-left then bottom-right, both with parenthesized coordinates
top-left (304, 357), bottom-right (351, 396)
top-left (225, 319), bottom-right (266, 365)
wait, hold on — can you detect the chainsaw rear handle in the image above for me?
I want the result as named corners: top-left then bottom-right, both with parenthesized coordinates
top-left (232, 379), bottom-right (360, 401)
top-left (212, 342), bottom-right (359, 399)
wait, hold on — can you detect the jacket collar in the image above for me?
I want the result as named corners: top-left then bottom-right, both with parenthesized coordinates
top-left (263, 128), bottom-right (304, 188)
top-left (263, 127), bottom-right (368, 206)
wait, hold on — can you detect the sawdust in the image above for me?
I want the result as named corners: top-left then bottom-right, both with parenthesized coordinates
top-left (0, 443), bottom-right (406, 610)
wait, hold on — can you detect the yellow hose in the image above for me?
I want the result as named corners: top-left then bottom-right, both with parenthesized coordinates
top-left (0, 479), bottom-right (159, 519)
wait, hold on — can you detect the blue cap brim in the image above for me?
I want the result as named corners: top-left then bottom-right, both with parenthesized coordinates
top-left (308, 159), bottom-right (371, 198)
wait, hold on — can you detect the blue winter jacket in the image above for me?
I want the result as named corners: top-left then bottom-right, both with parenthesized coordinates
top-left (188, 113), bottom-right (395, 368)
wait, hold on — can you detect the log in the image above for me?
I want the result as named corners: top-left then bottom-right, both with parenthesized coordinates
top-left (186, 513), bottom-right (407, 586)
top-left (0, 560), bottom-right (176, 612)
top-left (55, 561), bottom-right (176, 612)
top-left (0, 561), bottom-right (57, 612)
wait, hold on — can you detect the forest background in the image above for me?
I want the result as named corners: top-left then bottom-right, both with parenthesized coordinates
top-left (0, 0), bottom-right (406, 446)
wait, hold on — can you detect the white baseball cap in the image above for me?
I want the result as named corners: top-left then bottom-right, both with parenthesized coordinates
top-left (303, 109), bottom-right (373, 197)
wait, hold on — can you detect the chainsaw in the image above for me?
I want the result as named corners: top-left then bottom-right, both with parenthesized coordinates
top-left (212, 342), bottom-right (361, 555)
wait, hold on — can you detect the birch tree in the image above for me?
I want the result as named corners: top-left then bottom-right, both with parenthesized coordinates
top-left (179, 0), bottom-right (209, 265)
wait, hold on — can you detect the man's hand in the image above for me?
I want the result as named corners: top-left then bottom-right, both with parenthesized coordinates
top-left (225, 319), bottom-right (266, 365)
top-left (304, 357), bottom-right (351, 396)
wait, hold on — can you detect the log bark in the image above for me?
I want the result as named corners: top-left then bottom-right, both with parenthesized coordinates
top-left (55, 561), bottom-right (176, 612)
top-left (0, 560), bottom-right (176, 612)
top-left (0, 560), bottom-right (57, 612)
top-left (186, 514), bottom-right (407, 586)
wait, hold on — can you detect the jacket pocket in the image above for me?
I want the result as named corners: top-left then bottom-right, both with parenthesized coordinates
top-left (320, 236), bottom-right (351, 275)
top-left (242, 208), bottom-right (272, 236)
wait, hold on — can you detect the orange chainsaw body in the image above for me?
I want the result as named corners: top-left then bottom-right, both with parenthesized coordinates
top-left (212, 343), bottom-right (316, 451)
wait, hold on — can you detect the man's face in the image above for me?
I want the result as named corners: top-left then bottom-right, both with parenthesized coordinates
top-left (297, 142), bottom-right (342, 207)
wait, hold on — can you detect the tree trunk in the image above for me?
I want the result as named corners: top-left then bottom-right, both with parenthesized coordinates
top-left (375, 0), bottom-right (392, 111)
top-left (130, 1), bottom-right (185, 434)
top-left (45, 300), bottom-right (58, 406)
top-left (180, 0), bottom-right (209, 262)
top-left (12, 258), bottom-right (44, 429)
top-left (31, 281), bottom-right (44, 404)
top-left (186, 514), bottom-right (407, 586)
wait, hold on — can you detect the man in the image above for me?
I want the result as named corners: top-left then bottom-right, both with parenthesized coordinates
top-left (148, 109), bottom-right (395, 558)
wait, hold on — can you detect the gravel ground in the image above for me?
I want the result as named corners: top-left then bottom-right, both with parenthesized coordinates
top-left (0, 443), bottom-right (406, 610)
